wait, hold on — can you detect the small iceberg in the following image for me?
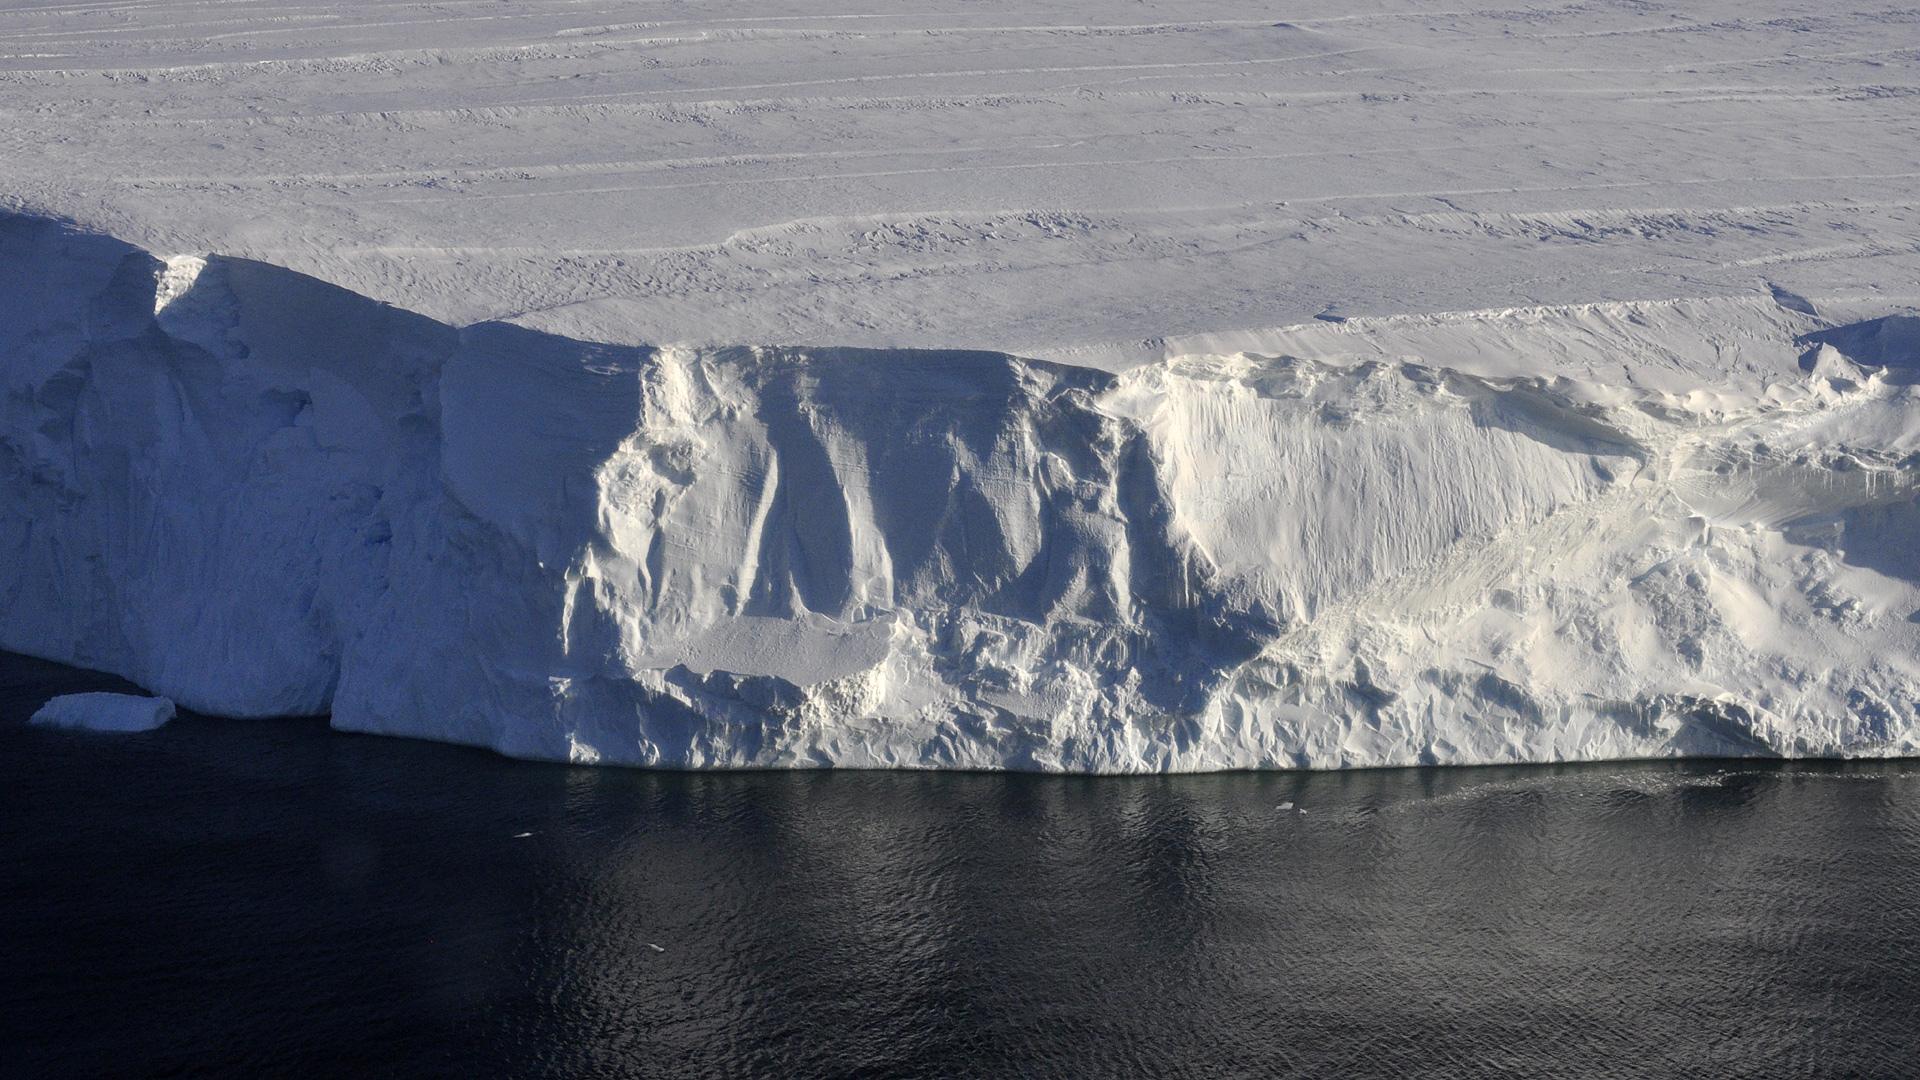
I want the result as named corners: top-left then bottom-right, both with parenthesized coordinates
top-left (30, 692), bottom-right (176, 733)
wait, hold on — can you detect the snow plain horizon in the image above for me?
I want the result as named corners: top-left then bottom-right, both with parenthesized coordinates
top-left (7, 0), bottom-right (1919, 359)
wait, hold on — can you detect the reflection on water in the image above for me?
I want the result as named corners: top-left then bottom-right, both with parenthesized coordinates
top-left (3, 652), bottom-right (1918, 1078)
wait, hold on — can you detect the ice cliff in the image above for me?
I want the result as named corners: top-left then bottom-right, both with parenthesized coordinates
top-left (4, 212), bottom-right (1918, 770)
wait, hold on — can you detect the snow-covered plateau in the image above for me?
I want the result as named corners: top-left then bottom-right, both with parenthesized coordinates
top-left (2, 1), bottom-right (1918, 769)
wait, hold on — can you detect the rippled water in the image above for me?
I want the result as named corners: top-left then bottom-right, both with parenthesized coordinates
top-left (4, 652), bottom-right (1918, 1078)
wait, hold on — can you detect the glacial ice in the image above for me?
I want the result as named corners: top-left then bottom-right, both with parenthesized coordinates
top-left (2, 210), bottom-right (1918, 770)
top-left (31, 693), bottom-right (176, 733)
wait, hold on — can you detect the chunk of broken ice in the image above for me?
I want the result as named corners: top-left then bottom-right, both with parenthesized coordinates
top-left (30, 692), bottom-right (176, 733)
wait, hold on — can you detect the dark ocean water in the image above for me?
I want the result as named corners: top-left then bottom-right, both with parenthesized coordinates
top-left (4, 651), bottom-right (1918, 1079)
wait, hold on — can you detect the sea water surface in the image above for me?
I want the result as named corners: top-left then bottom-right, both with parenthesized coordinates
top-left (4, 651), bottom-right (1918, 1078)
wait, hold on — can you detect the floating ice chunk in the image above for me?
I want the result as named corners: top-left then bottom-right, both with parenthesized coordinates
top-left (30, 693), bottom-right (176, 733)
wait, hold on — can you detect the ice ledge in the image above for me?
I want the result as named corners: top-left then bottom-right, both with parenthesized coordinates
top-left (3, 211), bottom-right (1918, 771)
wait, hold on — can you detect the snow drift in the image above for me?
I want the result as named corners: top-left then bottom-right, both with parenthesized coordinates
top-left (3, 211), bottom-right (1917, 770)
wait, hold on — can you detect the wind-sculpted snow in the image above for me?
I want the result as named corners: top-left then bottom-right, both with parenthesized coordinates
top-left (4, 212), bottom-right (1918, 770)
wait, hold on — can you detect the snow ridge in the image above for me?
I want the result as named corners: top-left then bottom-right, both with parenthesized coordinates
top-left (3, 212), bottom-right (1917, 770)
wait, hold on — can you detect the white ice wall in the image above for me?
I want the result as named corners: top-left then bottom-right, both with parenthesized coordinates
top-left (5, 214), bottom-right (1918, 770)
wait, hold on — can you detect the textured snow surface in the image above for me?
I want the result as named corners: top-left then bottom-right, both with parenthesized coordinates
top-left (4, 0), bottom-right (1919, 361)
top-left (2, 1), bottom-right (1919, 769)
top-left (31, 693), bottom-right (176, 733)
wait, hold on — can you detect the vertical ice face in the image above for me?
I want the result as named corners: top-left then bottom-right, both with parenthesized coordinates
top-left (2, 213), bottom-right (1917, 771)
top-left (0, 216), bottom-right (456, 718)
